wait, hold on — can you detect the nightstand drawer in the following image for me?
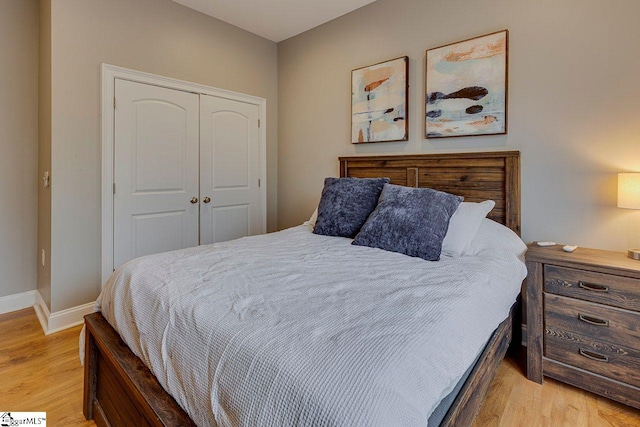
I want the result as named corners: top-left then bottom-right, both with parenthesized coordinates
top-left (545, 327), bottom-right (640, 388)
top-left (544, 265), bottom-right (640, 311)
top-left (545, 293), bottom-right (640, 351)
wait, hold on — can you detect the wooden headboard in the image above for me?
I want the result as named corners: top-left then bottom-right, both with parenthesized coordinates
top-left (339, 151), bottom-right (521, 235)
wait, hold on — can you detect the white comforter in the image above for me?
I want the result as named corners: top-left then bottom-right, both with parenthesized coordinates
top-left (97, 225), bottom-right (526, 427)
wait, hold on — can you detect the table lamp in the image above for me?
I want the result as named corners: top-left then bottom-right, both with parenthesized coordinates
top-left (618, 173), bottom-right (640, 259)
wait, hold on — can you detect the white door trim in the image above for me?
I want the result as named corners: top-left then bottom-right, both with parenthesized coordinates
top-left (101, 63), bottom-right (267, 286)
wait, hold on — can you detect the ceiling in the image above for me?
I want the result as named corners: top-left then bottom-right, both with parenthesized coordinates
top-left (172, 0), bottom-right (378, 42)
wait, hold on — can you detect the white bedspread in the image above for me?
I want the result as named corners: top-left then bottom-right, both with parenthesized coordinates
top-left (97, 225), bottom-right (526, 426)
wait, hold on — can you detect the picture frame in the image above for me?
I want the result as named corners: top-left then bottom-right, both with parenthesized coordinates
top-left (425, 30), bottom-right (508, 139)
top-left (351, 56), bottom-right (409, 144)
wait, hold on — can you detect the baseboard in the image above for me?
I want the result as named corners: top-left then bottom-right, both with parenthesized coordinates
top-left (34, 290), bottom-right (95, 335)
top-left (33, 292), bottom-right (49, 334)
top-left (0, 290), bottom-right (36, 315)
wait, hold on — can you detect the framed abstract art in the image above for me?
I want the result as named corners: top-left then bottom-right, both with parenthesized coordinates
top-left (425, 30), bottom-right (508, 138)
top-left (352, 56), bottom-right (409, 143)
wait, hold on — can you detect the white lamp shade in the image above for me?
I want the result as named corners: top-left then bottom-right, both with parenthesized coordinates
top-left (618, 173), bottom-right (640, 209)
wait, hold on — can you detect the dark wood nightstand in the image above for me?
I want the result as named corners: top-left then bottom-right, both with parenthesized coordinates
top-left (526, 244), bottom-right (640, 409)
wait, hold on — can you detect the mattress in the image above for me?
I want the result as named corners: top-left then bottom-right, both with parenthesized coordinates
top-left (427, 338), bottom-right (484, 426)
top-left (97, 224), bottom-right (526, 426)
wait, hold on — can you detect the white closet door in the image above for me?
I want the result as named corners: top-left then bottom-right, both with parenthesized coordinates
top-left (200, 95), bottom-right (261, 245)
top-left (114, 79), bottom-right (199, 269)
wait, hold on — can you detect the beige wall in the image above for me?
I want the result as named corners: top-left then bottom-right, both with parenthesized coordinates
top-left (38, 0), bottom-right (52, 308)
top-left (0, 0), bottom-right (39, 299)
top-left (48, 0), bottom-right (278, 312)
top-left (278, 0), bottom-right (640, 252)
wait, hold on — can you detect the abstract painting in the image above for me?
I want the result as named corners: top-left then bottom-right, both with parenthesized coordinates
top-left (426, 30), bottom-right (508, 138)
top-left (352, 56), bottom-right (408, 143)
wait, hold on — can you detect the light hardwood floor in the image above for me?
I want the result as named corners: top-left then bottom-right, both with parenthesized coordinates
top-left (473, 353), bottom-right (640, 427)
top-left (0, 308), bottom-right (94, 426)
top-left (1, 308), bottom-right (639, 426)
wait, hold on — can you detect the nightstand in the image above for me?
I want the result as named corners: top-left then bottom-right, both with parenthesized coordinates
top-left (526, 244), bottom-right (640, 409)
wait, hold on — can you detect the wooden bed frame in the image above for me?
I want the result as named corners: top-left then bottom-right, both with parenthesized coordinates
top-left (84, 150), bottom-right (521, 427)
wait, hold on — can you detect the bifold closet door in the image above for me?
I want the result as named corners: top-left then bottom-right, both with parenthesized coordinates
top-left (199, 94), bottom-right (261, 245)
top-left (113, 79), bottom-right (200, 270)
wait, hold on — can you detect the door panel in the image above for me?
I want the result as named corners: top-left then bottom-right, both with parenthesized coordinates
top-left (131, 211), bottom-right (186, 257)
top-left (200, 95), bottom-right (260, 245)
top-left (212, 112), bottom-right (250, 189)
top-left (133, 101), bottom-right (189, 192)
top-left (114, 79), bottom-right (199, 269)
top-left (212, 205), bottom-right (250, 243)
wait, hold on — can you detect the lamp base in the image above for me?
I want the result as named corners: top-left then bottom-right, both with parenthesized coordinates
top-left (628, 249), bottom-right (640, 260)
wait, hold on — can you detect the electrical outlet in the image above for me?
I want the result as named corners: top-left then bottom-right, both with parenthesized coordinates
top-left (41, 249), bottom-right (46, 266)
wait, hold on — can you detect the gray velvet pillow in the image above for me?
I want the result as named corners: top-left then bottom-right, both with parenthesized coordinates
top-left (352, 184), bottom-right (463, 261)
top-left (313, 177), bottom-right (390, 238)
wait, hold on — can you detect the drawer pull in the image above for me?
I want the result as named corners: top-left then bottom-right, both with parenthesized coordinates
top-left (579, 348), bottom-right (609, 362)
top-left (578, 314), bottom-right (609, 327)
top-left (578, 281), bottom-right (609, 293)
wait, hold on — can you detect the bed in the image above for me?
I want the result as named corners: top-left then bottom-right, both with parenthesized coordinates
top-left (84, 151), bottom-right (523, 427)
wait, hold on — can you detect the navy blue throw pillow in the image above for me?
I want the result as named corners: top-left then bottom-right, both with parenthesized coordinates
top-left (352, 184), bottom-right (463, 261)
top-left (313, 177), bottom-right (390, 238)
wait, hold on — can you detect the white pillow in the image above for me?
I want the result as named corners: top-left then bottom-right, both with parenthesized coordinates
top-left (466, 218), bottom-right (527, 259)
top-left (441, 200), bottom-right (495, 257)
top-left (305, 208), bottom-right (318, 227)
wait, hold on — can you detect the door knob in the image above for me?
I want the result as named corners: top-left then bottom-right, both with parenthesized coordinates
top-left (203, 196), bottom-right (211, 203)
top-left (190, 197), bottom-right (198, 204)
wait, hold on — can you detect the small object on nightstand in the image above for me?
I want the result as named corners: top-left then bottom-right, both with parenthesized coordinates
top-left (536, 241), bottom-right (556, 247)
top-left (628, 249), bottom-right (640, 260)
top-left (562, 245), bottom-right (577, 252)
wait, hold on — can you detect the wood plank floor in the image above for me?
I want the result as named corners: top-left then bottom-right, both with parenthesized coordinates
top-left (0, 308), bottom-right (95, 426)
top-left (1, 308), bottom-right (639, 426)
top-left (473, 352), bottom-right (640, 427)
